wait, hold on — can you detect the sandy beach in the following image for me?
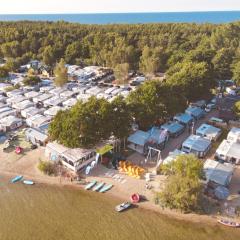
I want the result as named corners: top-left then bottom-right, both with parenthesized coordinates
top-left (0, 142), bottom-right (230, 227)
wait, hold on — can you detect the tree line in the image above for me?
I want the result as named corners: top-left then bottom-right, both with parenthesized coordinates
top-left (0, 21), bottom-right (240, 84)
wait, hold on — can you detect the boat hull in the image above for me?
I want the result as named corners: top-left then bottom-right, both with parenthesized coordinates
top-left (11, 175), bottom-right (23, 183)
top-left (99, 184), bottom-right (113, 193)
top-left (218, 219), bottom-right (240, 228)
top-left (85, 181), bottom-right (97, 190)
top-left (23, 180), bottom-right (34, 185)
top-left (93, 183), bottom-right (105, 191)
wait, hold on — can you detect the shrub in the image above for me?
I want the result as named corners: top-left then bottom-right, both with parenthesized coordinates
top-left (38, 160), bottom-right (55, 175)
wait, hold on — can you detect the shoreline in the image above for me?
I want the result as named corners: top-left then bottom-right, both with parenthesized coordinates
top-left (0, 169), bottom-right (220, 227)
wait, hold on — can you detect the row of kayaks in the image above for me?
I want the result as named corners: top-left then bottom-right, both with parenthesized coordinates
top-left (11, 175), bottom-right (34, 185)
top-left (85, 180), bottom-right (113, 193)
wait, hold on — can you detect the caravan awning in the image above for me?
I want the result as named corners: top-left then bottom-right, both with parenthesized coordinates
top-left (96, 144), bottom-right (113, 155)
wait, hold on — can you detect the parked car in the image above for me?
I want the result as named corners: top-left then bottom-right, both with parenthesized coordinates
top-left (205, 103), bottom-right (216, 112)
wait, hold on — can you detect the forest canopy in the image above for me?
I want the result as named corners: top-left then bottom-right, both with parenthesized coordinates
top-left (0, 21), bottom-right (240, 82)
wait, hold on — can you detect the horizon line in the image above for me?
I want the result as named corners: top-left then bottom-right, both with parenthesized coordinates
top-left (1, 10), bottom-right (240, 15)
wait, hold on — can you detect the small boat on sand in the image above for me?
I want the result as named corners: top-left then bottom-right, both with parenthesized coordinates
top-left (85, 180), bottom-right (97, 190)
top-left (131, 193), bottom-right (140, 203)
top-left (218, 219), bottom-right (240, 228)
top-left (92, 182), bottom-right (105, 191)
top-left (11, 175), bottom-right (23, 183)
top-left (115, 202), bottom-right (132, 212)
top-left (99, 184), bottom-right (113, 193)
top-left (23, 180), bottom-right (34, 185)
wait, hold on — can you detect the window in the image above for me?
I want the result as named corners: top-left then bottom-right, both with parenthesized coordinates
top-left (68, 160), bottom-right (74, 167)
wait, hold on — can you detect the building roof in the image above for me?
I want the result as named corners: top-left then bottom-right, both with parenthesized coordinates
top-left (49, 87), bottom-right (68, 96)
top-left (185, 106), bottom-right (204, 117)
top-left (182, 135), bottom-right (211, 152)
top-left (204, 159), bottom-right (233, 186)
top-left (227, 127), bottom-right (240, 143)
top-left (25, 128), bottom-right (48, 142)
top-left (26, 114), bottom-right (52, 127)
top-left (85, 86), bottom-right (103, 96)
top-left (12, 100), bottom-right (34, 110)
top-left (0, 109), bottom-right (17, 119)
top-left (62, 148), bottom-right (94, 163)
top-left (33, 93), bottom-right (53, 103)
top-left (161, 121), bottom-right (184, 134)
top-left (46, 142), bottom-right (68, 155)
top-left (0, 115), bottom-right (22, 127)
top-left (60, 90), bottom-right (75, 98)
top-left (174, 113), bottom-right (193, 124)
top-left (163, 149), bottom-right (186, 164)
top-left (216, 140), bottom-right (240, 159)
top-left (62, 98), bottom-right (78, 107)
top-left (6, 89), bottom-right (24, 97)
top-left (196, 124), bottom-right (221, 139)
top-left (43, 96), bottom-right (66, 107)
top-left (39, 85), bottom-right (55, 93)
top-left (128, 130), bottom-right (149, 146)
top-left (44, 106), bottom-right (63, 117)
top-left (7, 95), bottom-right (27, 105)
top-left (21, 107), bottom-right (44, 118)
top-left (148, 127), bottom-right (168, 144)
top-left (24, 91), bottom-right (41, 99)
top-left (0, 106), bottom-right (12, 114)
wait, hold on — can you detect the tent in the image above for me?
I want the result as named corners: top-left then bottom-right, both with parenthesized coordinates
top-left (214, 186), bottom-right (230, 200)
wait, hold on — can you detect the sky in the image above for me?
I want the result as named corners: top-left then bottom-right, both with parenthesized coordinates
top-left (0, 0), bottom-right (240, 14)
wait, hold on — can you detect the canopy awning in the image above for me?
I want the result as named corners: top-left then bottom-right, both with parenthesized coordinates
top-left (96, 144), bottom-right (113, 155)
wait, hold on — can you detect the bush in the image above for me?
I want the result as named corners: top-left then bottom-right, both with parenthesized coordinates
top-left (23, 75), bottom-right (41, 86)
top-left (38, 160), bottom-right (55, 175)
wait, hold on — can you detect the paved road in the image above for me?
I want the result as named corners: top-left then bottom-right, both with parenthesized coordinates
top-left (161, 110), bottom-right (219, 159)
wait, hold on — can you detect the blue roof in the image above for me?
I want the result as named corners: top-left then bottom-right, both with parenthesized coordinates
top-left (147, 127), bottom-right (168, 144)
top-left (196, 124), bottom-right (221, 137)
top-left (127, 130), bottom-right (149, 146)
top-left (174, 113), bottom-right (193, 124)
top-left (182, 135), bottom-right (211, 152)
top-left (161, 121), bottom-right (184, 134)
top-left (185, 106), bottom-right (204, 118)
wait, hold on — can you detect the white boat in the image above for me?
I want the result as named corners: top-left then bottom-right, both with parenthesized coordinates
top-left (115, 202), bottom-right (132, 212)
top-left (85, 180), bottom-right (97, 190)
top-left (92, 182), bottom-right (105, 191)
top-left (23, 180), bottom-right (34, 185)
top-left (99, 184), bottom-right (113, 193)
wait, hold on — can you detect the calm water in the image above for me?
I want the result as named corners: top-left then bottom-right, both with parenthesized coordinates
top-left (0, 176), bottom-right (239, 240)
top-left (0, 12), bottom-right (240, 24)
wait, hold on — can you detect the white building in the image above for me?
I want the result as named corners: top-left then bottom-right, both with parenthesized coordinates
top-left (6, 89), bottom-right (24, 98)
top-left (39, 85), bottom-right (55, 93)
top-left (215, 140), bottom-right (240, 164)
top-left (0, 109), bottom-right (17, 119)
top-left (204, 159), bottom-right (234, 186)
top-left (33, 93), bottom-right (53, 103)
top-left (49, 87), bottom-right (68, 96)
top-left (12, 100), bottom-right (35, 111)
top-left (181, 135), bottom-right (211, 158)
top-left (196, 124), bottom-right (222, 141)
top-left (26, 114), bottom-right (52, 128)
top-left (21, 107), bottom-right (45, 119)
top-left (0, 106), bottom-right (12, 114)
top-left (7, 95), bottom-right (27, 105)
top-left (45, 142), bottom-right (96, 172)
top-left (44, 106), bottom-right (63, 117)
top-left (24, 91), bottom-right (41, 99)
top-left (43, 96), bottom-right (66, 107)
top-left (62, 98), bottom-right (78, 108)
top-left (227, 127), bottom-right (240, 143)
top-left (0, 116), bottom-right (22, 132)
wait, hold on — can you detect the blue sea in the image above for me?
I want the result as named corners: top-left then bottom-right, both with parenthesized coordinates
top-left (0, 12), bottom-right (240, 24)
